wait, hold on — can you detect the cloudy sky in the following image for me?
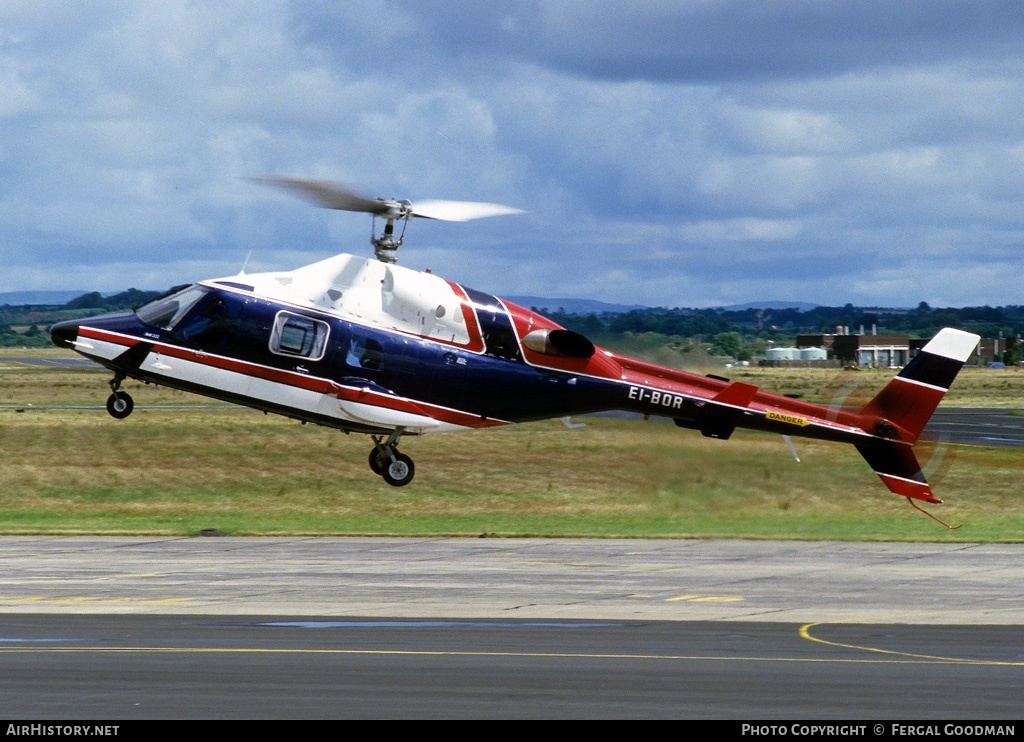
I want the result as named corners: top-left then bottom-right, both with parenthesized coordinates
top-left (2, 1), bottom-right (1024, 309)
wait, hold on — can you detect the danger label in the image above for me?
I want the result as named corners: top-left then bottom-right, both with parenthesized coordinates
top-left (766, 411), bottom-right (809, 427)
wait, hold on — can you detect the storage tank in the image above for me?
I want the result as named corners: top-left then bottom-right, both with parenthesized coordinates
top-left (799, 347), bottom-right (827, 361)
top-left (764, 347), bottom-right (798, 361)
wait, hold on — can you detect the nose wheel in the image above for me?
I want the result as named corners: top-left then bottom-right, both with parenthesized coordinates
top-left (369, 429), bottom-right (415, 487)
top-left (106, 375), bottom-right (134, 419)
top-left (106, 391), bottom-right (134, 418)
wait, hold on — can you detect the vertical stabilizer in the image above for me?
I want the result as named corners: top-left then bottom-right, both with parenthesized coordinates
top-left (856, 328), bottom-right (979, 503)
top-left (860, 328), bottom-right (979, 444)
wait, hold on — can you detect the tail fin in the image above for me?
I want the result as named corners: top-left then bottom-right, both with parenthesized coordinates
top-left (856, 328), bottom-right (979, 503)
top-left (860, 328), bottom-right (979, 444)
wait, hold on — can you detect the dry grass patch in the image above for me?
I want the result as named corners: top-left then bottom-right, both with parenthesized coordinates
top-left (1, 353), bottom-right (1022, 538)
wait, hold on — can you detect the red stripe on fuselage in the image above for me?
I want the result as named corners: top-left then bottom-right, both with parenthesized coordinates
top-left (79, 325), bottom-right (141, 348)
top-left (444, 281), bottom-right (486, 353)
top-left (77, 325), bottom-right (506, 430)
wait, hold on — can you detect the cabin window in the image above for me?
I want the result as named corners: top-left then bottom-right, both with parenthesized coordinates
top-left (346, 335), bottom-right (385, 372)
top-left (269, 312), bottom-right (329, 360)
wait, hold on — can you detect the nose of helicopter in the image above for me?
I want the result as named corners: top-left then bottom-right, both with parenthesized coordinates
top-left (49, 319), bottom-right (81, 349)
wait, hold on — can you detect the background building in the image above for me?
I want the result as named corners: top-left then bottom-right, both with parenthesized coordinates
top-left (795, 331), bottom-right (910, 367)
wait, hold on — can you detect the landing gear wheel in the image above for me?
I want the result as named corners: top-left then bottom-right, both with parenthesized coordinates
top-left (106, 391), bottom-right (134, 419)
top-left (381, 452), bottom-right (415, 487)
top-left (369, 448), bottom-right (385, 476)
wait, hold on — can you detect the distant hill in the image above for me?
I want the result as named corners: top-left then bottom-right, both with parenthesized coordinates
top-left (507, 297), bottom-right (823, 314)
top-left (0, 290), bottom-right (89, 306)
top-left (718, 301), bottom-right (819, 311)
top-left (507, 296), bottom-right (647, 314)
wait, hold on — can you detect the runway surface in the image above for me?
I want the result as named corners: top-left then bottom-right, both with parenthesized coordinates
top-left (926, 408), bottom-right (1024, 448)
top-left (1, 537), bottom-right (1021, 718)
top-left (2, 537), bottom-right (1022, 623)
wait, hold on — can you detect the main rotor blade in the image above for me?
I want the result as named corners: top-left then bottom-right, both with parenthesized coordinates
top-left (248, 175), bottom-right (524, 222)
top-left (410, 200), bottom-right (525, 222)
top-left (247, 176), bottom-right (393, 215)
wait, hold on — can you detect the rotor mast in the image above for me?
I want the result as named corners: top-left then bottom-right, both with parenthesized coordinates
top-left (371, 201), bottom-right (412, 263)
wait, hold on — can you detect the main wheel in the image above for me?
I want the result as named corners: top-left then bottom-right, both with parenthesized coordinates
top-left (381, 452), bottom-right (415, 487)
top-left (369, 448), bottom-right (385, 476)
top-left (106, 391), bottom-right (134, 419)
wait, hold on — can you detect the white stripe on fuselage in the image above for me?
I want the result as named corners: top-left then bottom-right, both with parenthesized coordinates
top-left (76, 328), bottom-right (459, 434)
top-left (151, 351), bottom-right (455, 432)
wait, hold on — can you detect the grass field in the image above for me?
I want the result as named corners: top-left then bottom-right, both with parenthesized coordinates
top-left (1, 349), bottom-right (1022, 541)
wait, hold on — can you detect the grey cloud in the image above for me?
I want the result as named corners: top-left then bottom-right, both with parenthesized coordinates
top-left (2, 1), bottom-right (1024, 309)
top-left (338, 1), bottom-right (1024, 82)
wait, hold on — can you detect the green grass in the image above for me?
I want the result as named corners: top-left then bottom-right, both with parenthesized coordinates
top-left (1, 351), bottom-right (1022, 540)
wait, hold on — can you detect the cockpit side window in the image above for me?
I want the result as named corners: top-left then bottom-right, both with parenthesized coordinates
top-left (269, 311), bottom-right (329, 361)
top-left (176, 292), bottom-right (245, 348)
top-left (462, 287), bottom-right (524, 362)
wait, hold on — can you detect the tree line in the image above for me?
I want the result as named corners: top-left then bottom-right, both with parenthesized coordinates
top-left (0, 288), bottom-right (162, 347)
top-left (3, 288), bottom-right (1021, 361)
top-left (541, 301), bottom-right (1024, 364)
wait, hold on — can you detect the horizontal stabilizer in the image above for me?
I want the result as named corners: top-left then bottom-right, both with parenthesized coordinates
top-left (712, 381), bottom-right (759, 407)
top-left (696, 382), bottom-right (759, 439)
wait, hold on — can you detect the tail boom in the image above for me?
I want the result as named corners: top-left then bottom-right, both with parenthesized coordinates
top-left (610, 327), bottom-right (978, 503)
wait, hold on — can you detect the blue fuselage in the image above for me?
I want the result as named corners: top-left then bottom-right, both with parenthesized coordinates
top-left (50, 283), bottom-right (627, 434)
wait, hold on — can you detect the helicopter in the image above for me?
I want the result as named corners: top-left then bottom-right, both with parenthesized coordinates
top-left (51, 177), bottom-right (979, 502)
